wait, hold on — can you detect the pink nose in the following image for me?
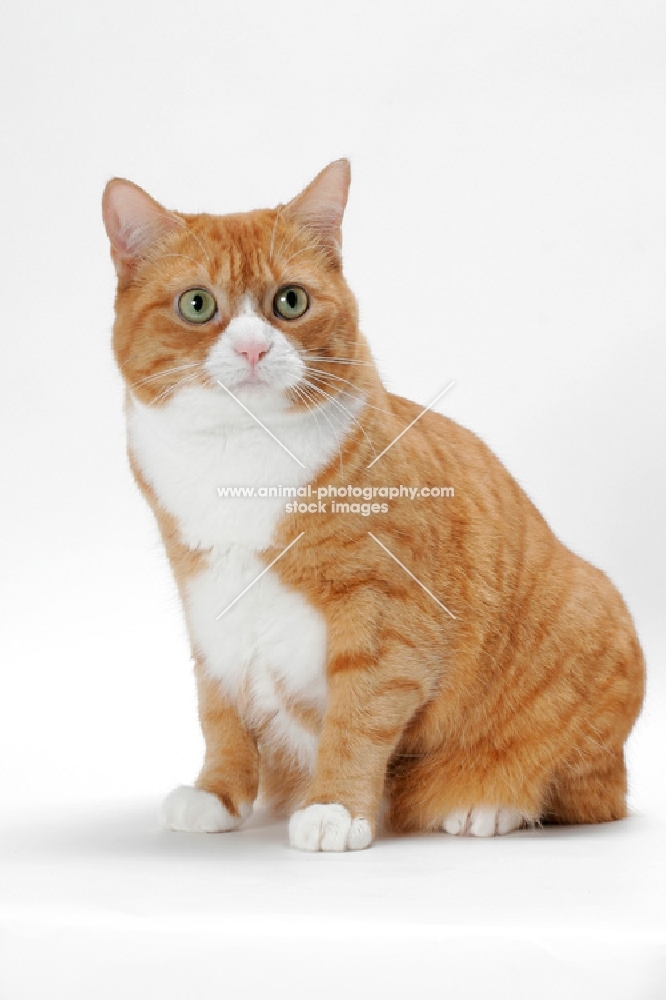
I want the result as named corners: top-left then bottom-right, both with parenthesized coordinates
top-left (233, 340), bottom-right (271, 367)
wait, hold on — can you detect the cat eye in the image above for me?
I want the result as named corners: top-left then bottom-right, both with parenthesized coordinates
top-left (273, 285), bottom-right (309, 320)
top-left (177, 288), bottom-right (217, 324)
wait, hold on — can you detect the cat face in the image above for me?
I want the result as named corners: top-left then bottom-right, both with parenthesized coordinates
top-left (103, 161), bottom-right (360, 418)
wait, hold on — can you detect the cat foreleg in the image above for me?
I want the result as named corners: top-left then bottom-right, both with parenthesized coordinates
top-left (162, 661), bottom-right (259, 833)
top-left (289, 652), bottom-right (425, 852)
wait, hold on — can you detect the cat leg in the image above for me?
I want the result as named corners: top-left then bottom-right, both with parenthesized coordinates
top-left (289, 648), bottom-right (426, 852)
top-left (162, 663), bottom-right (259, 833)
top-left (392, 746), bottom-right (627, 837)
top-left (437, 747), bottom-right (628, 835)
top-left (386, 738), bottom-right (542, 837)
top-left (544, 748), bottom-right (627, 824)
top-left (443, 748), bottom-right (628, 834)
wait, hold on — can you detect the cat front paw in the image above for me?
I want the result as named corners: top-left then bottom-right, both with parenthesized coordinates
top-left (289, 803), bottom-right (373, 852)
top-left (161, 785), bottom-right (251, 833)
top-left (442, 806), bottom-right (525, 837)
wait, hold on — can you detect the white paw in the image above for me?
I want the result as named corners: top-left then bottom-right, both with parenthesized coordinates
top-left (442, 806), bottom-right (525, 837)
top-left (289, 803), bottom-right (373, 852)
top-left (161, 785), bottom-right (250, 833)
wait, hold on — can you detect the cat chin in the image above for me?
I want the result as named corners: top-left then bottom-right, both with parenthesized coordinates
top-left (218, 383), bottom-right (298, 420)
top-left (209, 378), bottom-right (297, 415)
top-left (135, 381), bottom-right (295, 427)
top-left (233, 377), bottom-right (271, 390)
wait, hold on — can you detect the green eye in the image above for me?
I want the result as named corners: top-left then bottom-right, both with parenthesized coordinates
top-left (274, 285), bottom-right (309, 320)
top-left (178, 288), bottom-right (217, 324)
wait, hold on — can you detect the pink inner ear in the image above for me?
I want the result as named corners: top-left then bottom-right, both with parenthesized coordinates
top-left (102, 179), bottom-right (176, 259)
top-left (284, 159), bottom-right (351, 243)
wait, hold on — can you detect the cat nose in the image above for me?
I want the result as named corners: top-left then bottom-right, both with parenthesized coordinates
top-left (233, 340), bottom-right (271, 367)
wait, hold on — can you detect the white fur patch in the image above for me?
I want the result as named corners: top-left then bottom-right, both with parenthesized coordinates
top-left (442, 806), bottom-right (525, 837)
top-left (204, 297), bottom-right (298, 399)
top-left (161, 785), bottom-right (249, 832)
top-left (289, 803), bottom-right (373, 852)
top-left (185, 551), bottom-right (326, 770)
top-left (127, 364), bottom-right (364, 772)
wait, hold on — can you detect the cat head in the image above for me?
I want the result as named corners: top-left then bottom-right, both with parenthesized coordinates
top-left (102, 161), bottom-right (363, 419)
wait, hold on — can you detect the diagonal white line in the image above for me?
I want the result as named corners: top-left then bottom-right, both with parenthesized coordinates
top-left (216, 532), bottom-right (306, 620)
top-left (368, 532), bottom-right (456, 619)
top-left (367, 380), bottom-right (456, 469)
top-left (216, 380), bottom-right (306, 468)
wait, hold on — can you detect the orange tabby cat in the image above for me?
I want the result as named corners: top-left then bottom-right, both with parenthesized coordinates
top-left (102, 160), bottom-right (645, 851)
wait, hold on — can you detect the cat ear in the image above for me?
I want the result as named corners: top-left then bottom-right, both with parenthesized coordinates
top-left (102, 178), bottom-right (178, 276)
top-left (283, 159), bottom-right (351, 262)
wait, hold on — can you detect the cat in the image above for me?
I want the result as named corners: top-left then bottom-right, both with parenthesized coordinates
top-left (102, 160), bottom-right (645, 851)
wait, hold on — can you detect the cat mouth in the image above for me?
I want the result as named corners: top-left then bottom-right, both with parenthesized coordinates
top-left (233, 375), bottom-right (270, 390)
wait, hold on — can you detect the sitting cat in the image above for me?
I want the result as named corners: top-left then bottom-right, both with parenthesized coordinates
top-left (102, 160), bottom-right (645, 851)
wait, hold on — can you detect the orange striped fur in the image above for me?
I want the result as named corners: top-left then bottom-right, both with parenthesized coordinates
top-left (103, 161), bottom-right (645, 849)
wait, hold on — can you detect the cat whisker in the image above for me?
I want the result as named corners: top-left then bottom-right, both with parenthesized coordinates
top-left (299, 376), bottom-right (377, 462)
top-left (273, 226), bottom-right (299, 265)
top-left (269, 206), bottom-right (282, 263)
top-left (287, 383), bottom-right (325, 453)
top-left (147, 370), bottom-right (204, 407)
top-left (303, 366), bottom-right (365, 392)
top-left (295, 382), bottom-right (345, 475)
top-left (275, 364), bottom-right (377, 415)
top-left (130, 362), bottom-right (202, 390)
top-left (300, 355), bottom-right (375, 367)
top-left (303, 367), bottom-right (394, 416)
top-left (274, 223), bottom-right (328, 266)
top-left (166, 212), bottom-right (212, 263)
top-left (281, 243), bottom-right (324, 269)
top-left (313, 382), bottom-right (392, 419)
top-left (119, 349), bottom-right (153, 373)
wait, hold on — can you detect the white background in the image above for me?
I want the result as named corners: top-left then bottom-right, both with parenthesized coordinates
top-left (1, 1), bottom-right (665, 996)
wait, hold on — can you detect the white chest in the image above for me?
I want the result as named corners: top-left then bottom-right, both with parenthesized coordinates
top-left (127, 385), bottom-right (360, 767)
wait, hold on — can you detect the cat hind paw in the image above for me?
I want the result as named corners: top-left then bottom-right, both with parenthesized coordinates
top-left (442, 806), bottom-right (525, 837)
